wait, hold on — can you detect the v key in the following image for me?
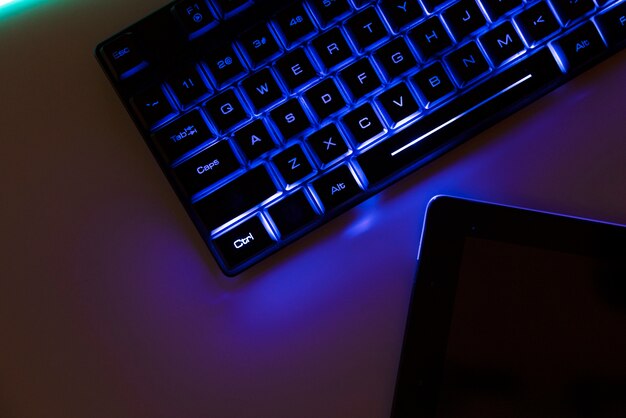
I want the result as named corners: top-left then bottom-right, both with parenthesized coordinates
top-left (377, 83), bottom-right (419, 125)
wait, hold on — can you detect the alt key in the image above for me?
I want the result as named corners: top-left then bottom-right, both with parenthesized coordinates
top-left (213, 215), bottom-right (276, 272)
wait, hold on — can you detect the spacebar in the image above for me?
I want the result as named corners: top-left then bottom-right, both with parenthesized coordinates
top-left (355, 48), bottom-right (563, 186)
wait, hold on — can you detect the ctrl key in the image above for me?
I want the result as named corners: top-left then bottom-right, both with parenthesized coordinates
top-left (212, 216), bottom-right (276, 273)
top-left (100, 33), bottom-right (148, 81)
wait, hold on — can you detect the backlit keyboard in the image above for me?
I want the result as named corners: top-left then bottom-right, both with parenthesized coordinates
top-left (97, 0), bottom-right (626, 275)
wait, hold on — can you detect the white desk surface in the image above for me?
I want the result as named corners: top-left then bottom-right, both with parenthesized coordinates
top-left (1, 1), bottom-right (625, 416)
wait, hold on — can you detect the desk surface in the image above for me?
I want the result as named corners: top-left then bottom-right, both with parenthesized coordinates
top-left (1, 1), bottom-right (625, 417)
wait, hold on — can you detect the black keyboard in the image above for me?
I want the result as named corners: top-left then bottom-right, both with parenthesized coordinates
top-left (97, 0), bottom-right (626, 275)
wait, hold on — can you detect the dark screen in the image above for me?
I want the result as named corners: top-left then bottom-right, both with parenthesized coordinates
top-left (437, 237), bottom-right (626, 417)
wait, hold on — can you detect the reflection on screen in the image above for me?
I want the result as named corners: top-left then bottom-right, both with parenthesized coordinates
top-left (438, 237), bottom-right (626, 417)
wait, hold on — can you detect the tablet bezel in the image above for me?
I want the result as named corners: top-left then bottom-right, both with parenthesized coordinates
top-left (390, 195), bottom-right (626, 418)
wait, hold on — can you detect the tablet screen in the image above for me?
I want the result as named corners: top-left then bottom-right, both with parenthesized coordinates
top-left (391, 196), bottom-right (626, 418)
top-left (439, 237), bottom-right (626, 417)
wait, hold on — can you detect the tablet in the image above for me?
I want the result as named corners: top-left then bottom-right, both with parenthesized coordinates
top-left (391, 196), bottom-right (626, 418)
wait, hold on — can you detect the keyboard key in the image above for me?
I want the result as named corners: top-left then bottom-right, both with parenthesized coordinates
top-left (274, 3), bottom-right (317, 46)
top-left (379, 0), bottom-right (425, 31)
top-left (312, 164), bottom-right (362, 211)
top-left (204, 89), bottom-right (249, 133)
top-left (168, 64), bottom-right (211, 107)
top-left (205, 43), bottom-right (246, 86)
top-left (596, 1), bottom-right (626, 46)
top-left (173, 139), bottom-right (242, 196)
top-left (240, 68), bottom-right (284, 112)
top-left (442, 0), bottom-right (487, 42)
top-left (271, 144), bottom-right (315, 185)
top-left (479, 21), bottom-right (526, 66)
top-left (213, 0), bottom-right (249, 16)
top-left (340, 58), bottom-right (383, 100)
top-left (345, 7), bottom-right (389, 51)
top-left (311, 28), bottom-right (354, 70)
top-left (100, 33), bottom-right (148, 81)
top-left (356, 48), bottom-right (562, 185)
top-left (514, 2), bottom-right (561, 46)
top-left (376, 82), bottom-right (420, 125)
top-left (409, 17), bottom-right (453, 60)
top-left (152, 110), bottom-right (213, 163)
top-left (445, 41), bottom-right (491, 85)
top-left (194, 164), bottom-right (278, 230)
top-left (130, 86), bottom-right (177, 130)
top-left (304, 78), bottom-right (347, 120)
top-left (411, 61), bottom-right (455, 104)
top-left (233, 119), bottom-right (277, 161)
top-left (270, 99), bottom-right (312, 139)
top-left (550, 0), bottom-right (595, 25)
top-left (480, 0), bottom-right (522, 21)
top-left (308, 0), bottom-right (352, 27)
top-left (267, 190), bottom-right (319, 238)
top-left (306, 124), bottom-right (350, 165)
top-left (552, 21), bottom-right (607, 71)
top-left (342, 103), bottom-right (385, 146)
top-left (172, 0), bottom-right (217, 38)
top-left (374, 38), bottom-right (419, 80)
top-left (213, 215), bottom-right (275, 272)
top-left (420, 0), bottom-right (449, 12)
top-left (275, 48), bottom-right (319, 92)
top-left (239, 24), bottom-right (281, 67)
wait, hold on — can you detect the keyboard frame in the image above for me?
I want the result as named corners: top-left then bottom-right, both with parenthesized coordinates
top-left (96, 0), bottom-right (626, 276)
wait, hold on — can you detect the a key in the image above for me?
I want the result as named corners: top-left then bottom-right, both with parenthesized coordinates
top-left (233, 119), bottom-right (277, 162)
top-left (551, 21), bottom-right (607, 71)
top-left (275, 48), bottom-right (319, 92)
top-left (376, 82), bottom-right (420, 125)
top-left (270, 99), bottom-right (312, 139)
top-left (445, 41), bottom-right (491, 86)
top-left (173, 139), bottom-right (242, 196)
top-left (339, 58), bottom-right (383, 100)
top-left (374, 38), bottom-right (419, 81)
top-left (479, 21), bottom-right (526, 66)
top-left (213, 0), bottom-right (249, 16)
top-left (130, 86), bottom-right (177, 130)
top-left (172, 0), bottom-right (218, 38)
top-left (308, 0), bottom-right (352, 27)
top-left (204, 89), bottom-right (249, 133)
top-left (379, 0), bottom-right (425, 31)
top-left (271, 144), bottom-right (315, 185)
top-left (550, 0), bottom-right (595, 26)
top-left (152, 110), bottom-right (213, 163)
top-left (595, 1), bottom-right (626, 47)
top-left (239, 23), bottom-right (281, 67)
top-left (408, 17), bottom-right (453, 60)
top-left (205, 43), bottom-right (247, 87)
top-left (274, 3), bottom-right (317, 46)
top-left (212, 215), bottom-right (276, 272)
top-left (345, 7), bottom-right (389, 51)
top-left (480, 0), bottom-right (522, 21)
top-left (100, 33), bottom-right (148, 81)
top-left (311, 28), bottom-right (354, 71)
top-left (306, 124), bottom-right (350, 166)
top-left (411, 61), bottom-right (455, 104)
top-left (193, 164), bottom-right (279, 230)
top-left (304, 79), bottom-right (347, 120)
top-left (442, 0), bottom-right (487, 42)
top-left (514, 2), bottom-right (561, 46)
top-left (267, 190), bottom-right (319, 238)
top-left (311, 164), bottom-right (362, 211)
top-left (240, 68), bottom-right (284, 112)
top-left (168, 64), bottom-right (211, 107)
top-left (341, 103), bottom-right (385, 146)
